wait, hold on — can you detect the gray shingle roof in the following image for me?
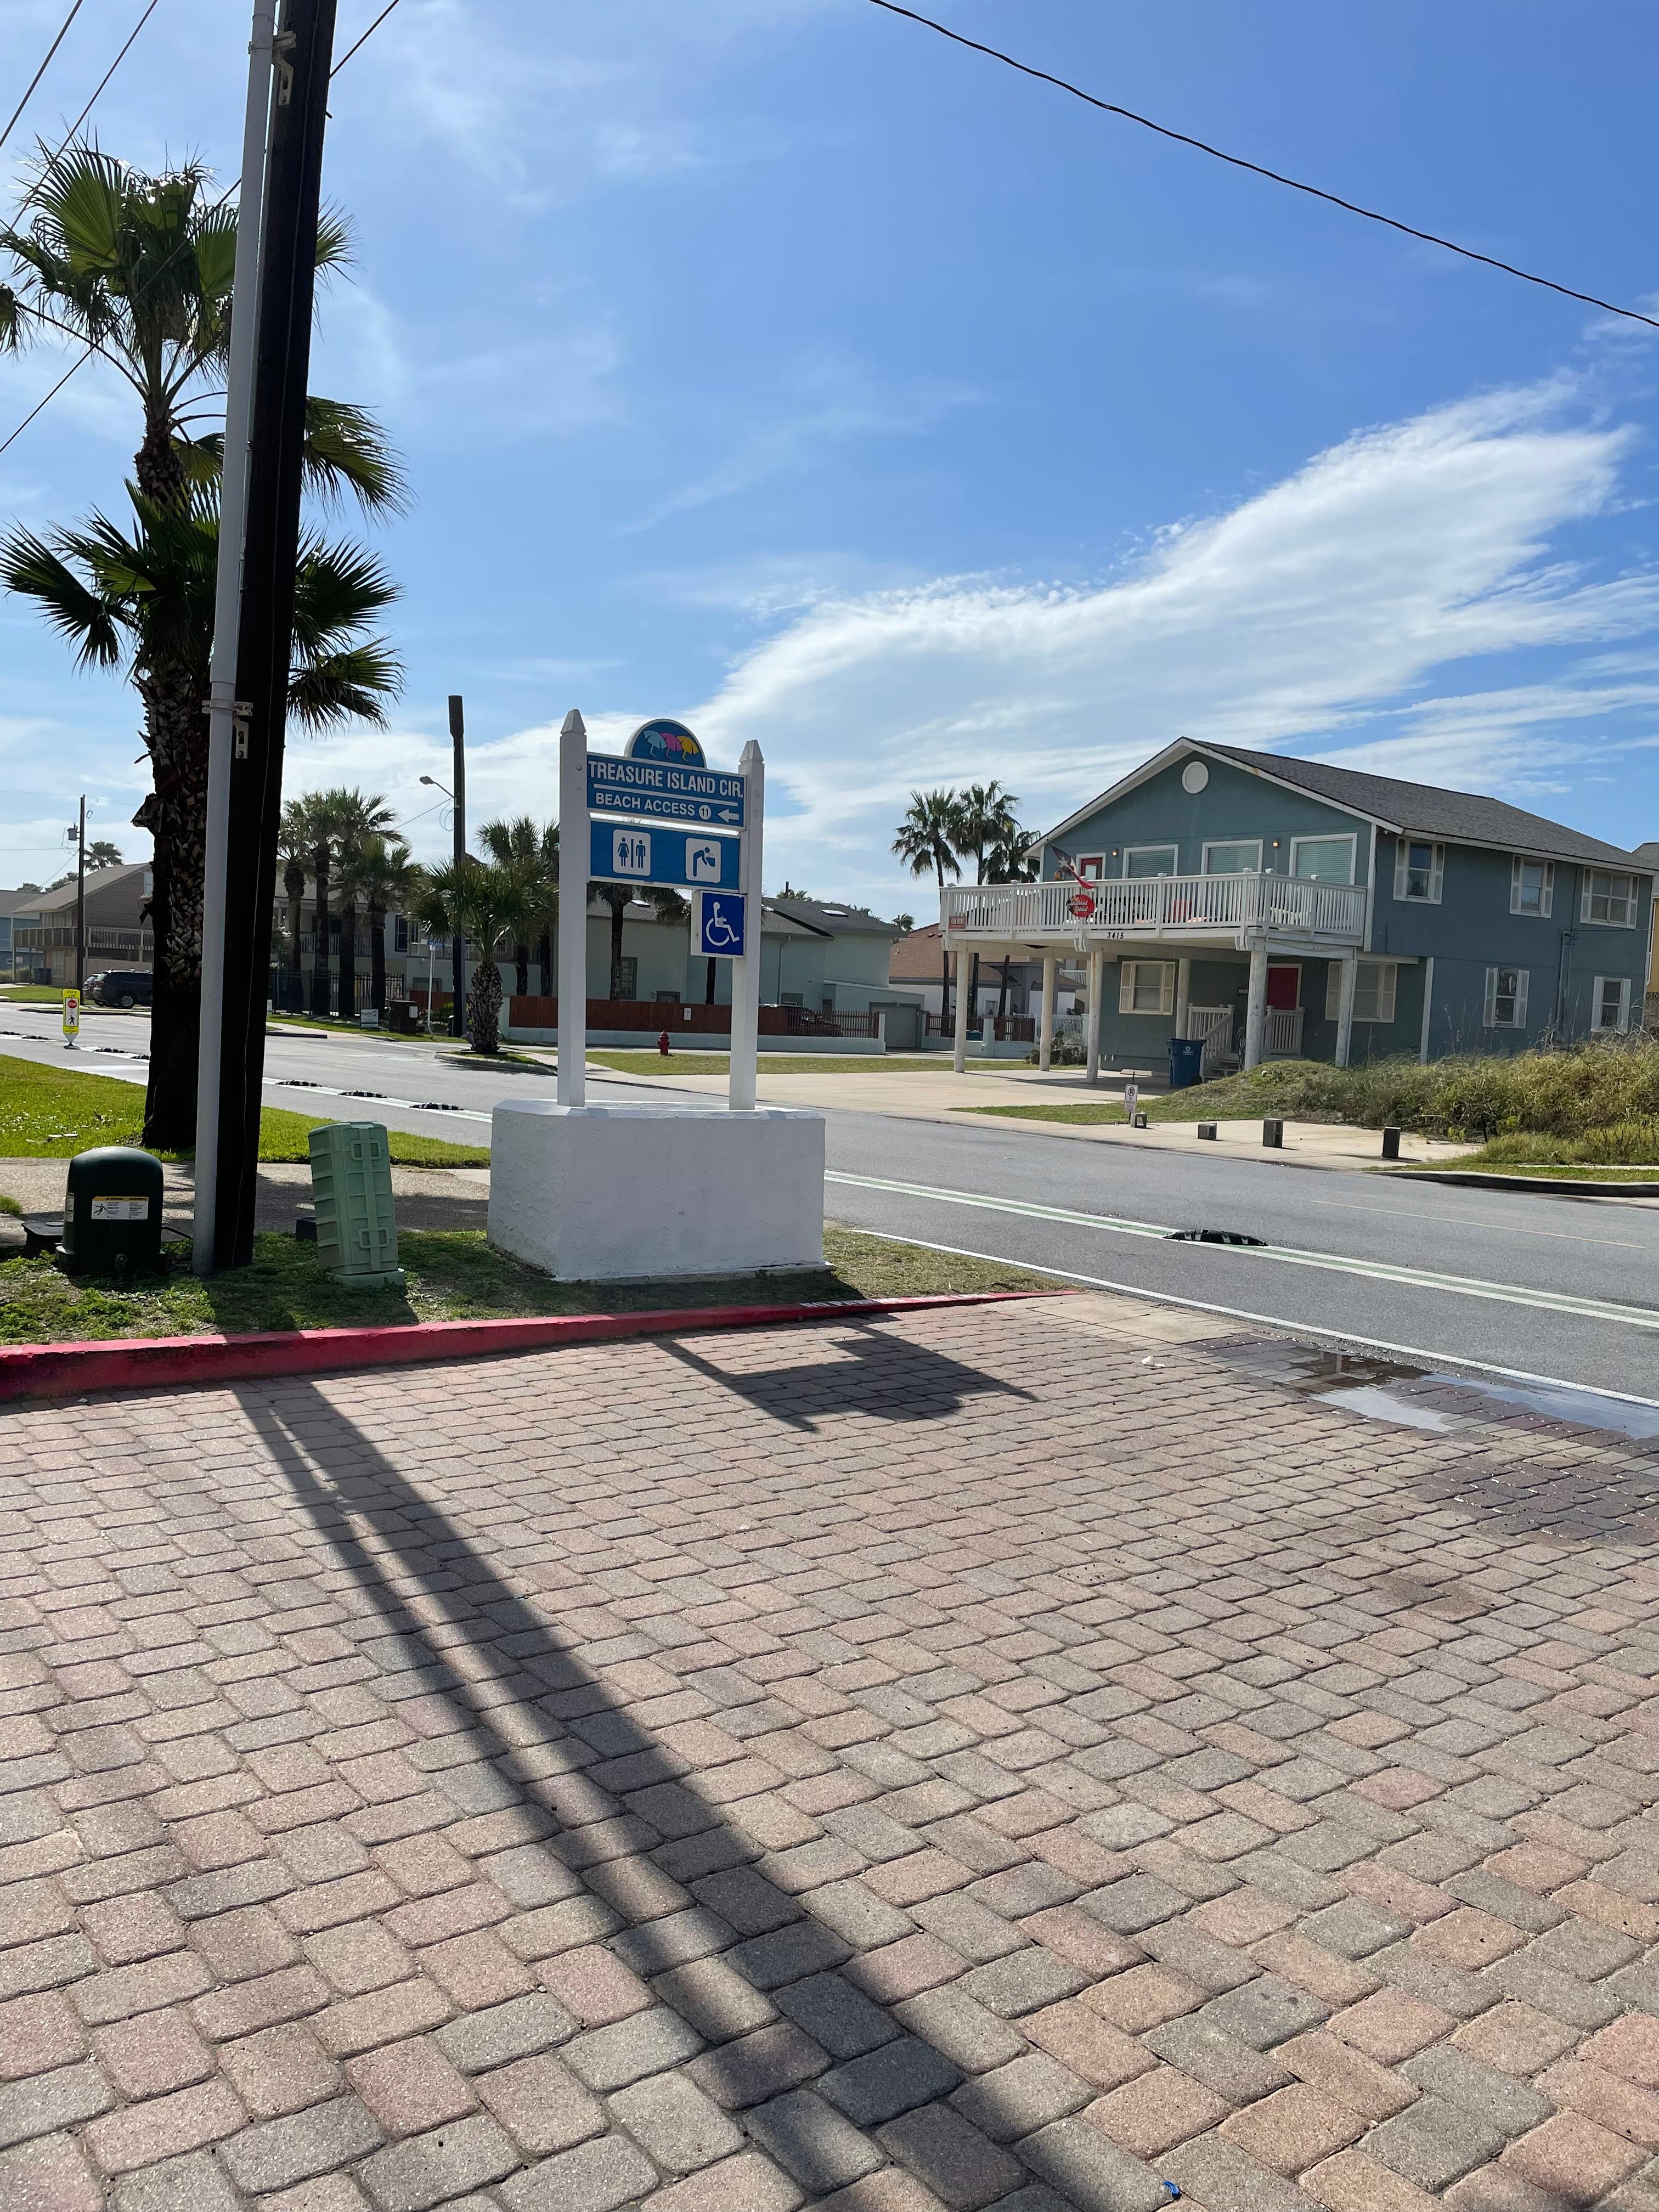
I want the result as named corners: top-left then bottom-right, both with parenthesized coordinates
top-left (1204, 744), bottom-right (1644, 869)
top-left (767, 896), bottom-right (899, 938)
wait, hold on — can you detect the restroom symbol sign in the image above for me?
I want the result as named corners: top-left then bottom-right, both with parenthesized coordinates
top-left (611, 829), bottom-right (651, 878)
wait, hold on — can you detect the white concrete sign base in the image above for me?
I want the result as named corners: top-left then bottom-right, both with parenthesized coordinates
top-left (489, 1102), bottom-right (826, 1282)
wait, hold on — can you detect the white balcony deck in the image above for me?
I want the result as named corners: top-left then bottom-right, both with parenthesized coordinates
top-left (940, 870), bottom-right (1367, 951)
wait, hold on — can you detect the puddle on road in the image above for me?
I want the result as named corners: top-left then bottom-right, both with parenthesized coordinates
top-left (1204, 1339), bottom-right (1659, 1442)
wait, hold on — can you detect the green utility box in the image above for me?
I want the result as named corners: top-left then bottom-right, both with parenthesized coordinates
top-left (61, 1146), bottom-right (165, 1275)
top-left (307, 1122), bottom-right (404, 1288)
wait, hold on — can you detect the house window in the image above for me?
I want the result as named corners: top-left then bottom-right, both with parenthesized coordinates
top-left (1395, 839), bottom-right (1444, 902)
top-left (1510, 857), bottom-right (1553, 917)
top-left (1119, 960), bottom-right (1175, 1015)
top-left (394, 915), bottom-right (409, 952)
top-left (1075, 854), bottom-right (1105, 881)
top-left (1124, 845), bottom-right (1178, 879)
top-left (1291, 834), bottom-right (1356, 884)
top-left (1324, 959), bottom-right (1397, 1023)
top-left (1593, 975), bottom-right (1632, 1032)
top-left (1484, 966), bottom-right (1528, 1029)
top-left (1582, 869), bottom-right (1638, 927)
top-left (1202, 839), bottom-right (1262, 874)
top-left (615, 957), bottom-right (638, 1000)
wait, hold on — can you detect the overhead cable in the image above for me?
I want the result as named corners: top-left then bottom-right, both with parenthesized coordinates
top-left (0, 0), bottom-right (88, 158)
top-left (865, 0), bottom-right (1659, 334)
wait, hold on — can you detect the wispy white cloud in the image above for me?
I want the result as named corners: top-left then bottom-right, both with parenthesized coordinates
top-left (309, 281), bottom-right (625, 446)
top-left (624, 352), bottom-right (981, 532)
top-left (654, 380), bottom-right (1659, 904)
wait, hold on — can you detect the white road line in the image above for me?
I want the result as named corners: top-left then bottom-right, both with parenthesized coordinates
top-left (845, 1224), bottom-right (1659, 1413)
top-left (827, 1170), bottom-right (1659, 1333)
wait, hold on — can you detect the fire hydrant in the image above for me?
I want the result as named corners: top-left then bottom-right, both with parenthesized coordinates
top-left (658, 1029), bottom-right (671, 1058)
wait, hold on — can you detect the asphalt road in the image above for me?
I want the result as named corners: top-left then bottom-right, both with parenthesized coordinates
top-left (7, 1006), bottom-right (1658, 1402)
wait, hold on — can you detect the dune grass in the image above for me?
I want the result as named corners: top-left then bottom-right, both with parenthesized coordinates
top-left (1118, 1040), bottom-right (1659, 1152)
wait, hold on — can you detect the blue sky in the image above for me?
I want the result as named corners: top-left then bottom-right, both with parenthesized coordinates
top-left (4, 0), bottom-right (1659, 911)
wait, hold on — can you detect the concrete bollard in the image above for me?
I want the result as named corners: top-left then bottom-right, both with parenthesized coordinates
top-left (1381, 1126), bottom-right (1402, 1160)
top-left (1198, 1123), bottom-right (1218, 1141)
top-left (1262, 1119), bottom-right (1284, 1149)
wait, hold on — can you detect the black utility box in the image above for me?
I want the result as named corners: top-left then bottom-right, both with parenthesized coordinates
top-left (61, 1147), bottom-right (165, 1275)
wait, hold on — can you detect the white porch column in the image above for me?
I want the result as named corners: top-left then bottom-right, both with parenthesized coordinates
top-left (1174, 956), bottom-right (1192, 1040)
top-left (1085, 949), bottom-right (1104, 1086)
top-left (1334, 950), bottom-right (1358, 1068)
top-left (952, 948), bottom-right (970, 1073)
top-left (1038, 953), bottom-right (1058, 1072)
top-left (1243, 942), bottom-right (1268, 1070)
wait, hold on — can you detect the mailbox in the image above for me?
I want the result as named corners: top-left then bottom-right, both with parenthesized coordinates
top-left (61, 1146), bottom-right (165, 1275)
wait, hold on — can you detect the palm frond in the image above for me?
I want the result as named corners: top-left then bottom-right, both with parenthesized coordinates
top-left (291, 535), bottom-right (399, 654)
top-left (287, 642), bottom-right (401, 730)
top-left (0, 523), bottom-right (126, 666)
top-left (302, 396), bottom-right (408, 517)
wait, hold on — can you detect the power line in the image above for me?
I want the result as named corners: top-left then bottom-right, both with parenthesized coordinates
top-left (332, 0), bottom-right (399, 77)
top-left (0, 0), bottom-right (87, 159)
top-left (0, 346), bottom-right (89, 459)
top-left (0, 0), bottom-right (402, 460)
top-left (50, 0), bottom-right (160, 151)
top-left (865, 0), bottom-right (1659, 335)
top-left (0, 3), bottom-right (166, 458)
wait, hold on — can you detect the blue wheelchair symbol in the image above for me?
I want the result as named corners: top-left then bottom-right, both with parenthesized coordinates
top-left (700, 893), bottom-right (745, 957)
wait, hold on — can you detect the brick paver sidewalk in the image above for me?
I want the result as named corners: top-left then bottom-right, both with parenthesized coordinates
top-left (4, 1294), bottom-right (1659, 2211)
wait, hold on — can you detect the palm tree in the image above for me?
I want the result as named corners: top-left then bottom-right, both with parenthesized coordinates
top-left (0, 493), bottom-right (400, 1136)
top-left (342, 833), bottom-right (417, 1020)
top-left (416, 857), bottom-right (531, 1055)
top-left (951, 782), bottom-right (1020, 1026)
top-left (276, 798), bottom-right (312, 998)
top-left (479, 816), bottom-right (558, 998)
top-left (318, 788), bottom-right (397, 1022)
top-left (0, 144), bottom-right (371, 509)
top-left (984, 817), bottom-right (1037, 1024)
top-left (0, 143), bottom-right (402, 1148)
top-left (893, 789), bottom-right (962, 1023)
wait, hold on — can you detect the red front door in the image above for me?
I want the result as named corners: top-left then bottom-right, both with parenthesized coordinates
top-left (1266, 963), bottom-right (1300, 1011)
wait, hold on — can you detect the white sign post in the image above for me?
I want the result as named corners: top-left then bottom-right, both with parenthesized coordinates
top-left (557, 707), bottom-right (588, 1106)
top-left (492, 719), bottom-right (816, 1283)
top-left (728, 741), bottom-right (764, 1111)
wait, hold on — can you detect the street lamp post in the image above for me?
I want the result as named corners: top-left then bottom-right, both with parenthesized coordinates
top-left (418, 770), bottom-right (464, 1035)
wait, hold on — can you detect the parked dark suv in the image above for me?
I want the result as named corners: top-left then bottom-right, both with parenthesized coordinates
top-left (87, 969), bottom-right (154, 1008)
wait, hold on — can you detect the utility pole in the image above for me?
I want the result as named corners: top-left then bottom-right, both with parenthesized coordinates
top-left (449, 694), bottom-right (466, 1037)
top-left (73, 796), bottom-right (86, 995)
top-left (192, 0), bottom-right (278, 1275)
top-left (211, 0), bottom-right (340, 1269)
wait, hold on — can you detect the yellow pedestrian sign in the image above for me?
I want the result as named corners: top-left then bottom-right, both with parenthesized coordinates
top-left (61, 990), bottom-right (80, 1049)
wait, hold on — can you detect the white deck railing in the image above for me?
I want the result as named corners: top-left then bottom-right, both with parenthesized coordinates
top-left (941, 871), bottom-right (1366, 945)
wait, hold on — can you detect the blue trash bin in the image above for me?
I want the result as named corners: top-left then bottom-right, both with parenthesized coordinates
top-left (1167, 1037), bottom-right (1205, 1089)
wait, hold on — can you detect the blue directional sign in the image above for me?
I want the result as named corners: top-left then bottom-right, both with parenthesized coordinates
top-left (591, 821), bottom-right (741, 891)
top-left (693, 891), bottom-right (747, 960)
top-left (588, 752), bottom-right (745, 828)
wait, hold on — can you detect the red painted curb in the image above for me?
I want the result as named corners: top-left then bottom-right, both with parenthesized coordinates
top-left (0, 1290), bottom-right (1067, 1404)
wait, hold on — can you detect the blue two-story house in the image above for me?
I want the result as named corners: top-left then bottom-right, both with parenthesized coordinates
top-left (940, 740), bottom-right (1656, 1075)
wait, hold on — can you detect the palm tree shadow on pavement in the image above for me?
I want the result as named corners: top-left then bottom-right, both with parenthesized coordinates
top-left (232, 1328), bottom-right (1105, 2210)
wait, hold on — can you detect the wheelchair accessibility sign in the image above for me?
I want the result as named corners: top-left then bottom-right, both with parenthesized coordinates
top-left (693, 890), bottom-right (747, 960)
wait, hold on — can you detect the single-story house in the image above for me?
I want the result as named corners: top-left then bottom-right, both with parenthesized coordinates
top-left (940, 739), bottom-right (1656, 1071)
